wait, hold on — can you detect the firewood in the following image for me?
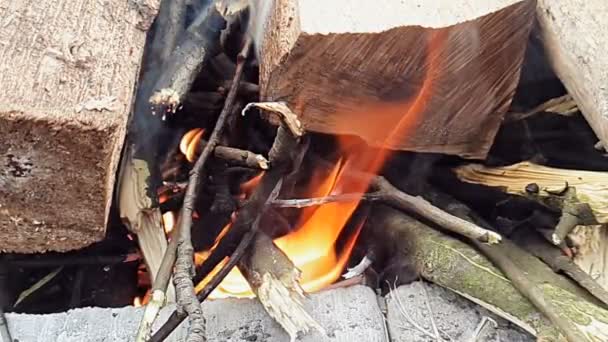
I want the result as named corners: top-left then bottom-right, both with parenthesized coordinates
top-left (454, 161), bottom-right (608, 290)
top-left (536, 0), bottom-right (608, 149)
top-left (0, 0), bottom-right (159, 253)
top-left (455, 162), bottom-right (608, 224)
top-left (257, 0), bottom-right (535, 158)
top-left (238, 232), bottom-right (324, 340)
top-left (149, 3), bottom-right (227, 115)
top-left (373, 203), bottom-right (608, 341)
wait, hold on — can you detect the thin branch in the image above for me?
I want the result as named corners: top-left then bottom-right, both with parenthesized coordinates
top-left (273, 174), bottom-right (501, 244)
top-left (272, 193), bottom-right (381, 208)
top-left (172, 37), bottom-right (252, 342)
top-left (150, 4), bottom-right (227, 114)
top-left (135, 213), bottom-right (181, 342)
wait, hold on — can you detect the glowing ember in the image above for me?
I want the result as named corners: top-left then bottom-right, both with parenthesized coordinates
top-left (179, 128), bottom-right (205, 162)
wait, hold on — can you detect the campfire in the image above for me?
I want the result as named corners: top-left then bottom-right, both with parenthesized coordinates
top-left (3, 0), bottom-right (608, 342)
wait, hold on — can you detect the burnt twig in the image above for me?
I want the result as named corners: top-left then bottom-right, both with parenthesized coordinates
top-left (135, 213), bottom-right (181, 342)
top-left (172, 37), bottom-right (252, 342)
top-left (201, 140), bottom-right (269, 169)
top-left (273, 176), bottom-right (501, 244)
top-left (150, 4), bottom-right (227, 115)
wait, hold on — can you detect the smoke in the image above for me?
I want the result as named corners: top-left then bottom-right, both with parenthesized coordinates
top-left (246, 0), bottom-right (274, 60)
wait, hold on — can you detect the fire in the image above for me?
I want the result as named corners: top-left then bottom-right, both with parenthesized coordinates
top-left (193, 159), bottom-right (365, 298)
top-left (181, 31), bottom-right (447, 298)
top-left (162, 211), bottom-right (176, 235)
top-left (180, 128), bottom-right (205, 162)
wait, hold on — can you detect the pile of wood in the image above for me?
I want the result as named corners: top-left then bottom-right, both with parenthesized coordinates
top-left (3, 0), bottom-right (608, 342)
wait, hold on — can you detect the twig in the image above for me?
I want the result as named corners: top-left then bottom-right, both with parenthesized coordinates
top-left (135, 214), bottom-right (181, 342)
top-left (272, 193), bottom-right (381, 208)
top-left (202, 141), bottom-right (269, 169)
top-left (172, 37), bottom-right (252, 342)
top-left (372, 177), bottom-right (501, 244)
top-left (468, 317), bottom-right (497, 342)
top-left (421, 282), bottom-right (441, 341)
top-left (0, 308), bottom-right (11, 342)
top-left (273, 176), bottom-right (501, 244)
top-left (150, 3), bottom-right (227, 115)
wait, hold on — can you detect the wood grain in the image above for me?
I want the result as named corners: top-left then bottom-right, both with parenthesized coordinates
top-left (536, 0), bottom-right (608, 148)
top-left (258, 0), bottom-right (535, 158)
top-left (0, 0), bottom-right (158, 252)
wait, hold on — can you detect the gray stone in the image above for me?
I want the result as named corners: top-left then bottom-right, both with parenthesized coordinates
top-left (385, 281), bottom-right (535, 342)
top-left (6, 285), bottom-right (388, 342)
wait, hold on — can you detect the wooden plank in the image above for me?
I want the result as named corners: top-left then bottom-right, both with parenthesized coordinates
top-left (536, 0), bottom-right (608, 148)
top-left (6, 285), bottom-right (388, 342)
top-left (0, 0), bottom-right (159, 252)
top-left (257, 0), bottom-right (535, 158)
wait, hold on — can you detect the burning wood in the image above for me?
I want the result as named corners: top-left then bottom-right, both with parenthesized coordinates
top-left (257, 0), bottom-right (535, 158)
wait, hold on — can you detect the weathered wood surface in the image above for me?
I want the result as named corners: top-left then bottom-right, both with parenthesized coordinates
top-left (6, 285), bottom-right (388, 342)
top-left (258, 0), bottom-right (535, 158)
top-left (536, 0), bottom-right (608, 148)
top-left (0, 0), bottom-right (158, 252)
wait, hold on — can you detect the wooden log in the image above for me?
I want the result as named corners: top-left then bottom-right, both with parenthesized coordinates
top-left (536, 0), bottom-right (608, 148)
top-left (0, 0), bottom-right (159, 253)
top-left (454, 161), bottom-right (608, 291)
top-left (257, 0), bottom-right (535, 158)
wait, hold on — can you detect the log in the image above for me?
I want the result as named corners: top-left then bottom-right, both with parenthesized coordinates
top-left (372, 205), bottom-right (608, 341)
top-left (536, 0), bottom-right (608, 148)
top-left (0, 0), bottom-right (159, 252)
top-left (257, 0), bottom-right (535, 158)
top-left (454, 162), bottom-right (608, 290)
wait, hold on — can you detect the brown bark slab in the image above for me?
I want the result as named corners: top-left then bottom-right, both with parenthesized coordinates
top-left (0, 0), bottom-right (159, 253)
top-left (258, 0), bottom-right (535, 158)
top-left (536, 0), bottom-right (608, 149)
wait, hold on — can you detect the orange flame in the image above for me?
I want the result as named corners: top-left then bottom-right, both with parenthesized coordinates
top-left (185, 31), bottom-right (446, 297)
top-left (180, 128), bottom-right (205, 162)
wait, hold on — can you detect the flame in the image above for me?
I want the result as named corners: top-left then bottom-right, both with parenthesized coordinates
top-left (162, 211), bottom-right (176, 235)
top-left (180, 128), bottom-right (205, 162)
top-left (186, 31), bottom-right (446, 297)
top-left (133, 296), bottom-right (142, 307)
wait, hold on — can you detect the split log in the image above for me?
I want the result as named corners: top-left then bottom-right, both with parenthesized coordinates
top-left (0, 0), bottom-right (159, 252)
top-left (454, 161), bottom-right (608, 290)
top-left (536, 0), bottom-right (608, 148)
top-left (257, 0), bottom-right (535, 158)
top-left (372, 205), bottom-right (608, 341)
top-left (238, 232), bottom-right (323, 340)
